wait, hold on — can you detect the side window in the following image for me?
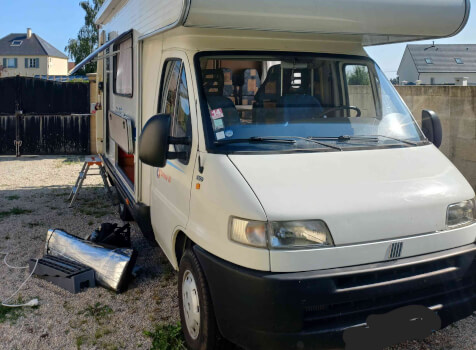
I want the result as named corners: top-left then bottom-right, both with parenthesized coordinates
top-left (344, 64), bottom-right (376, 117)
top-left (161, 60), bottom-right (181, 115)
top-left (113, 35), bottom-right (133, 97)
top-left (160, 60), bottom-right (192, 164)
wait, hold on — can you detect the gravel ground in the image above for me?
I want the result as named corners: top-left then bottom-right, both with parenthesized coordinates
top-left (0, 156), bottom-right (179, 350)
top-left (0, 155), bottom-right (474, 350)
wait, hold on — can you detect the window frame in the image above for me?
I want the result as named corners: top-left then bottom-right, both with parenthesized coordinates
top-left (10, 40), bottom-right (22, 47)
top-left (29, 58), bottom-right (38, 68)
top-left (425, 58), bottom-right (433, 64)
top-left (158, 58), bottom-right (193, 165)
top-left (5, 58), bottom-right (17, 68)
top-left (455, 58), bottom-right (464, 64)
top-left (341, 62), bottom-right (380, 118)
top-left (113, 31), bottom-right (133, 98)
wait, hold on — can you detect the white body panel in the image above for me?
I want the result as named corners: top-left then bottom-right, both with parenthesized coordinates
top-left (229, 145), bottom-right (474, 245)
top-left (96, 0), bottom-right (469, 45)
top-left (96, 0), bottom-right (186, 37)
top-left (187, 153), bottom-right (270, 270)
top-left (185, 0), bottom-right (469, 44)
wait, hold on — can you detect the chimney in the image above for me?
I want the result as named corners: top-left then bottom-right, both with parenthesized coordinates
top-left (27, 28), bottom-right (32, 39)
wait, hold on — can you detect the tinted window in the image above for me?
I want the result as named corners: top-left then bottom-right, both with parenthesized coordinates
top-left (114, 36), bottom-right (133, 96)
top-left (161, 60), bottom-right (192, 164)
top-left (162, 60), bottom-right (181, 115)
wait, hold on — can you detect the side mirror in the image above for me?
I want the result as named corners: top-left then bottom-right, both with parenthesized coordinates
top-left (421, 110), bottom-right (442, 148)
top-left (139, 114), bottom-right (191, 168)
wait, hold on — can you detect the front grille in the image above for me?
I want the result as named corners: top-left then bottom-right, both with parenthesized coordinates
top-left (301, 250), bottom-right (476, 331)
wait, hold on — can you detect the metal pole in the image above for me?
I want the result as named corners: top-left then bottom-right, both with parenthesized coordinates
top-left (14, 106), bottom-right (22, 157)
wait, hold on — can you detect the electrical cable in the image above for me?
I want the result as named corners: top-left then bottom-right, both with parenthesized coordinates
top-left (0, 252), bottom-right (39, 308)
top-left (3, 252), bottom-right (29, 269)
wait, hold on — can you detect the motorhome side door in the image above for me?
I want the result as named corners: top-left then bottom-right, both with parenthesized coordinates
top-left (150, 54), bottom-right (197, 252)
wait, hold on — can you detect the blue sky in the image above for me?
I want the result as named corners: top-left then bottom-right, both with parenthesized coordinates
top-left (1, 0), bottom-right (475, 79)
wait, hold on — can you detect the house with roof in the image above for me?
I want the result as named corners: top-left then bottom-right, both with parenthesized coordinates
top-left (0, 28), bottom-right (68, 78)
top-left (397, 44), bottom-right (476, 85)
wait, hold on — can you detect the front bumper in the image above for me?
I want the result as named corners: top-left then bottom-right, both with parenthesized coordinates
top-left (194, 244), bottom-right (476, 350)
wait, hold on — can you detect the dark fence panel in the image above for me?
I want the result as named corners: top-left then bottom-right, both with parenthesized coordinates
top-left (0, 76), bottom-right (89, 114)
top-left (0, 115), bottom-right (90, 155)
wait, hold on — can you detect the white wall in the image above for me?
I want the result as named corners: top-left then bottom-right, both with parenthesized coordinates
top-left (47, 57), bottom-right (68, 76)
top-left (397, 48), bottom-right (419, 84)
top-left (418, 72), bottom-right (476, 85)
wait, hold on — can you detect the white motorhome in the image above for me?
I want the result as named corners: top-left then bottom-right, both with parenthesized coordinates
top-left (72, 0), bottom-right (475, 348)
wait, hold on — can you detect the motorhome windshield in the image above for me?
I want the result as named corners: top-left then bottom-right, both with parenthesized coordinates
top-left (197, 53), bottom-right (425, 153)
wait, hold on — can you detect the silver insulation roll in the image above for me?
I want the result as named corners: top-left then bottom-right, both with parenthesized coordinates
top-left (45, 229), bottom-right (136, 292)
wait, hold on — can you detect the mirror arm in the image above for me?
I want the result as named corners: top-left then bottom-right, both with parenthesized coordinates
top-left (169, 136), bottom-right (191, 145)
top-left (166, 151), bottom-right (189, 161)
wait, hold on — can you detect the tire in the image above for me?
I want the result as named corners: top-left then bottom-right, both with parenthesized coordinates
top-left (118, 201), bottom-right (133, 221)
top-left (179, 248), bottom-right (220, 350)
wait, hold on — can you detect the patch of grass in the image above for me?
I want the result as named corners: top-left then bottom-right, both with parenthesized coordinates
top-left (76, 335), bottom-right (87, 350)
top-left (78, 302), bottom-right (113, 323)
top-left (0, 207), bottom-right (32, 220)
top-left (144, 323), bottom-right (186, 350)
top-left (6, 195), bottom-right (19, 201)
top-left (94, 327), bottom-right (112, 339)
top-left (78, 207), bottom-right (110, 218)
top-left (0, 296), bottom-right (28, 324)
top-left (0, 304), bottom-right (24, 324)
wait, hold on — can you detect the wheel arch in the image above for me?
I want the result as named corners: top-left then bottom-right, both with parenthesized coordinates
top-left (174, 230), bottom-right (195, 269)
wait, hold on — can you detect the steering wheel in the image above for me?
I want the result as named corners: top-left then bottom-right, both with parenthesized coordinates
top-left (316, 106), bottom-right (361, 118)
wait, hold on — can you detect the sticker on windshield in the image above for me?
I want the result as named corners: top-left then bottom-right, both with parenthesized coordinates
top-left (210, 108), bottom-right (224, 120)
top-left (216, 131), bottom-right (225, 140)
top-left (213, 118), bottom-right (224, 130)
top-left (225, 129), bottom-right (233, 138)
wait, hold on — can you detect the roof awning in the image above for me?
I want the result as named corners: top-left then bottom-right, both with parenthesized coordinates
top-left (69, 30), bottom-right (131, 75)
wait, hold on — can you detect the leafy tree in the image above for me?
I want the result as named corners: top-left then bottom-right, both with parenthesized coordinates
top-left (347, 66), bottom-right (370, 86)
top-left (390, 77), bottom-right (399, 85)
top-left (65, 0), bottom-right (105, 75)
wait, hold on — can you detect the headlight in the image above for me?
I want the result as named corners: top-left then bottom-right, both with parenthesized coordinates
top-left (229, 218), bottom-right (334, 249)
top-left (446, 198), bottom-right (476, 228)
top-left (229, 218), bottom-right (267, 248)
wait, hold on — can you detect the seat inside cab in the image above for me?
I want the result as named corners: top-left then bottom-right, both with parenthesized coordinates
top-left (200, 58), bottom-right (349, 126)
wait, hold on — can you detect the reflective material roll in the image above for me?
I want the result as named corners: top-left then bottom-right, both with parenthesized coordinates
top-left (45, 229), bottom-right (136, 292)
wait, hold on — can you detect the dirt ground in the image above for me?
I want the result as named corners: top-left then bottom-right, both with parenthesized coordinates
top-left (0, 156), bottom-right (474, 350)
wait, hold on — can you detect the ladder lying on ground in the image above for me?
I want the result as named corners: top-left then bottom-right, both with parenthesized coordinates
top-left (68, 155), bottom-right (112, 208)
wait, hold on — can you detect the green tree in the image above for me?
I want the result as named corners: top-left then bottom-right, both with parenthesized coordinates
top-left (347, 66), bottom-right (370, 86)
top-left (65, 0), bottom-right (105, 75)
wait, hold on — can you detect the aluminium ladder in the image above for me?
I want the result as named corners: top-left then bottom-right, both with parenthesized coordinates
top-left (68, 155), bottom-right (112, 207)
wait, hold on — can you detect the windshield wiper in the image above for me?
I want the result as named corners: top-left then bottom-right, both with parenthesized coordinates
top-left (309, 135), bottom-right (418, 146)
top-left (215, 136), bottom-right (343, 151)
top-left (214, 136), bottom-right (297, 146)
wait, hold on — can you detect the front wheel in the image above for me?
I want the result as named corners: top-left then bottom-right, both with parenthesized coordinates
top-left (179, 248), bottom-right (219, 350)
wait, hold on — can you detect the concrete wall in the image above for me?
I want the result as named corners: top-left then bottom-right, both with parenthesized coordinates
top-left (348, 85), bottom-right (376, 116)
top-left (396, 86), bottom-right (476, 188)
